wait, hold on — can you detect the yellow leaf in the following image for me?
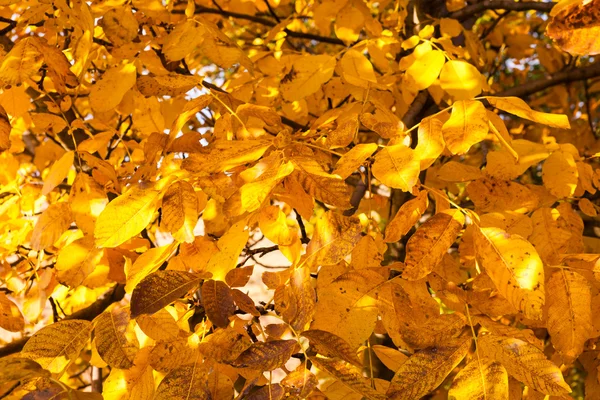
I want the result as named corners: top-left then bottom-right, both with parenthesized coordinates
top-left (334, 2), bottom-right (364, 45)
top-left (385, 190), bottom-right (429, 243)
top-left (311, 356), bottom-right (387, 400)
top-left (529, 207), bottom-right (572, 265)
top-left (304, 212), bottom-right (362, 268)
top-left (103, 347), bottom-right (155, 400)
top-left (474, 227), bottom-right (545, 320)
top-left (542, 150), bottom-right (579, 198)
top-left (0, 292), bottom-right (24, 332)
top-left (293, 157), bottom-right (352, 209)
top-left (439, 60), bottom-right (482, 100)
top-left (371, 345), bottom-right (408, 372)
top-left (403, 209), bottom-right (465, 280)
top-left (258, 205), bottom-right (296, 246)
top-left (99, 7), bottom-right (139, 46)
top-left (487, 96), bottom-right (571, 129)
top-left (437, 161), bottom-right (483, 182)
top-left (154, 362), bottom-right (210, 400)
top-left (406, 50), bottom-right (445, 91)
top-left (478, 334), bottom-right (571, 395)
top-left (137, 73), bottom-right (202, 97)
top-left (467, 177), bottom-right (539, 213)
top-left (169, 94), bottom-right (212, 137)
top-left (197, 18), bottom-right (253, 72)
top-left (341, 49), bottom-right (378, 88)
top-left (136, 309), bottom-right (181, 342)
top-left (182, 139), bottom-right (272, 174)
top-left (205, 221), bottom-right (249, 280)
top-left (161, 181), bottom-right (199, 243)
top-left (350, 235), bottom-right (385, 269)
top-left (30, 202), bottom-right (72, 251)
top-left (485, 139), bottom-right (550, 180)
top-left (21, 320), bottom-right (92, 374)
top-left (89, 63), bottom-right (137, 113)
top-left (546, 0), bottom-right (600, 56)
top-left (281, 266), bottom-right (316, 331)
top-left (448, 358), bottom-right (508, 400)
top-left (240, 160), bottom-right (294, 212)
top-left (302, 329), bottom-right (362, 367)
top-left (281, 55), bottom-right (336, 101)
top-left (442, 100), bottom-right (489, 155)
top-left (372, 144), bottom-right (420, 191)
top-left (94, 308), bottom-right (139, 369)
top-left (149, 336), bottom-right (199, 373)
top-left (231, 339), bottom-right (297, 370)
top-left (0, 37), bottom-right (44, 85)
top-left (125, 243), bottom-right (177, 293)
top-left (94, 185), bottom-right (161, 248)
top-left (42, 150), bottom-right (74, 195)
top-left (386, 338), bottom-right (471, 400)
top-left (312, 269), bottom-right (384, 348)
top-left (163, 20), bottom-right (205, 62)
top-left (333, 143), bottom-right (378, 179)
top-left (130, 270), bottom-right (202, 318)
top-left (415, 116), bottom-right (445, 170)
top-left (546, 270), bottom-right (592, 361)
top-left (55, 236), bottom-right (105, 288)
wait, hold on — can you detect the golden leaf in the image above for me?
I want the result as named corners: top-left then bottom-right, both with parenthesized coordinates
top-left (474, 227), bottom-right (545, 320)
top-left (0, 292), bottom-right (24, 332)
top-left (546, 0), bottom-right (600, 56)
top-left (311, 356), bottom-right (387, 400)
top-left (312, 269), bottom-right (385, 348)
top-left (529, 207), bottom-right (572, 265)
top-left (478, 334), bottom-right (571, 395)
top-left (386, 337), bottom-right (471, 400)
top-left (30, 202), bottom-right (72, 251)
top-left (448, 358), bottom-right (509, 400)
top-left (282, 266), bottom-right (316, 331)
top-left (439, 60), bottom-right (482, 100)
top-left (89, 63), bottom-right (137, 113)
top-left (94, 184), bottom-right (161, 248)
top-left (0, 37), bottom-right (44, 85)
top-left (403, 209), bottom-right (465, 281)
top-left (99, 7), bottom-right (139, 46)
top-left (0, 104), bottom-right (10, 152)
top-left (225, 265), bottom-right (254, 288)
top-left (442, 100), bottom-right (489, 155)
top-left (437, 161), bottom-right (483, 182)
top-left (55, 236), bottom-right (105, 288)
top-left (202, 279), bottom-right (235, 328)
top-left (103, 347), bottom-right (155, 400)
top-left (341, 49), bottom-right (378, 88)
top-left (205, 221), bottom-right (249, 280)
top-left (292, 156), bottom-right (352, 209)
top-left (137, 73), bottom-right (202, 97)
top-left (94, 308), bottom-right (139, 369)
top-left (281, 55), bottom-right (336, 101)
top-left (371, 345), bottom-right (408, 372)
top-left (302, 329), bottom-right (362, 367)
top-left (371, 144), bottom-right (420, 191)
top-left (231, 289), bottom-right (259, 317)
top-left (41, 150), bottom-right (74, 195)
top-left (136, 309), bottom-right (181, 342)
top-left (21, 320), bottom-right (92, 374)
top-left (163, 20), bottom-right (205, 62)
top-left (487, 96), bottom-right (570, 129)
top-left (542, 150), bottom-right (579, 198)
top-left (467, 177), bottom-right (539, 213)
top-left (161, 181), bottom-right (199, 243)
top-left (130, 270), bottom-right (202, 318)
top-left (333, 143), bottom-right (378, 180)
top-left (385, 191), bottom-right (429, 243)
top-left (231, 339), bottom-right (298, 370)
top-left (415, 116), bottom-right (445, 170)
top-left (240, 159), bottom-right (295, 212)
top-left (485, 139), bottom-right (550, 180)
top-left (154, 362), bottom-right (210, 400)
top-left (304, 212), bottom-right (362, 267)
top-left (149, 337), bottom-right (198, 373)
top-left (0, 358), bottom-right (49, 389)
top-left (125, 243), bottom-right (177, 293)
top-left (182, 139), bottom-right (272, 174)
top-left (198, 326), bottom-right (251, 363)
top-left (546, 270), bottom-right (592, 361)
top-left (406, 49), bottom-right (445, 90)
top-left (169, 94), bottom-right (212, 137)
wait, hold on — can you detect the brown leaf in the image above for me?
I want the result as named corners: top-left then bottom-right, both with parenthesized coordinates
top-left (130, 271), bottom-right (202, 318)
top-left (225, 265), bottom-right (254, 287)
top-left (302, 329), bottom-right (362, 367)
top-left (94, 308), bottom-right (138, 369)
top-left (0, 292), bottom-right (24, 332)
top-left (231, 339), bottom-right (298, 370)
top-left (202, 279), bottom-right (235, 327)
top-left (154, 362), bottom-right (210, 400)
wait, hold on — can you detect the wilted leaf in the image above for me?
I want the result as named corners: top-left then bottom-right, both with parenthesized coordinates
top-left (202, 279), bottom-right (235, 328)
top-left (302, 329), bottom-right (362, 367)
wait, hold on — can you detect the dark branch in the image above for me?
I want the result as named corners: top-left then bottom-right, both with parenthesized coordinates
top-left (494, 62), bottom-right (600, 98)
top-left (173, 6), bottom-right (345, 45)
top-left (0, 284), bottom-right (125, 358)
top-left (449, 0), bottom-right (556, 20)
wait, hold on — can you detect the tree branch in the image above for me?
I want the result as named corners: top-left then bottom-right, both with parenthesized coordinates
top-left (449, 0), bottom-right (556, 20)
top-left (494, 62), bottom-right (600, 98)
top-left (173, 6), bottom-right (345, 45)
top-left (0, 284), bottom-right (125, 358)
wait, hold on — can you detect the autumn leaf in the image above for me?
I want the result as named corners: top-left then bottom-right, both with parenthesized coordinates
top-left (442, 100), bottom-right (489, 155)
top-left (201, 279), bottom-right (235, 328)
top-left (231, 339), bottom-right (297, 370)
top-left (448, 358), bottom-right (509, 400)
top-left (0, 292), bottom-right (24, 332)
top-left (372, 144), bottom-right (420, 191)
top-left (94, 308), bottom-right (138, 369)
top-left (130, 271), bottom-right (202, 318)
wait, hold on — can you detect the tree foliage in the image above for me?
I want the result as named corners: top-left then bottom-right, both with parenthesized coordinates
top-left (1, 0), bottom-right (600, 398)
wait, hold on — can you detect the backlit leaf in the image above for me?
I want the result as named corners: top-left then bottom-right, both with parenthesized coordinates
top-left (281, 55), bottom-right (336, 101)
top-left (442, 100), bottom-right (489, 155)
top-left (0, 292), bottom-right (24, 332)
top-left (487, 97), bottom-right (570, 129)
top-left (439, 60), bottom-right (482, 100)
top-left (341, 49), bottom-right (378, 88)
top-left (372, 144), bottom-right (420, 191)
top-left (448, 358), bottom-right (509, 400)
